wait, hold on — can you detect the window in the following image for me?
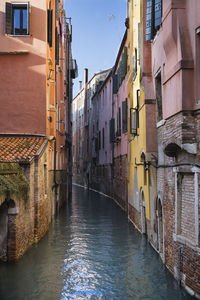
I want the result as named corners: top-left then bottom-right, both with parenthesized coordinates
top-left (146, 0), bottom-right (162, 41)
top-left (109, 118), bottom-right (115, 143)
top-left (47, 9), bottom-right (53, 47)
top-left (122, 99), bottom-right (127, 133)
top-left (5, 2), bottom-right (29, 35)
top-left (55, 27), bottom-right (59, 65)
top-left (155, 72), bottom-right (162, 122)
top-left (132, 48), bottom-right (137, 81)
top-left (98, 131), bottom-right (101, 150)
top-left (130, 90), bottom-right (140, 136)
top-left (174, 168), bottom-right (200, 247)
top-left (102, 128), bottom-right (105, 149)
top-left (130, 108), bottom-right (139, 135)
top-left (116, 107), bottom-right (121, 137)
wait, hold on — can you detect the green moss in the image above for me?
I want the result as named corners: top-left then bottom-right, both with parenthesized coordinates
top-left (0, 163), bottom-right (29, 202)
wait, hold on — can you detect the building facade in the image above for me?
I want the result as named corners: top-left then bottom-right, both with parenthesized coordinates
top-left (143, 0), bottom-right (200, 296)
top-left (0, 0), bottom-right (75, 261)
top-left (126, 0), bottom-right (157, 238)
top-left (72, 69), bottom-right (110, 186)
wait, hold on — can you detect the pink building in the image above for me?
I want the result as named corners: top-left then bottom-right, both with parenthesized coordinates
top-left (112, 31), bottom-right (128, 210)
top-left (145, 0), bottom-right (200, 296)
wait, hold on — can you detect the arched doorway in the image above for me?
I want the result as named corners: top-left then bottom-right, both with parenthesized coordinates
top-left (140, 189), bottom-right (147, 234)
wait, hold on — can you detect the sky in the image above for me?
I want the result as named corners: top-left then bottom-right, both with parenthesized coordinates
top-left (64, 0), bottom-right (127, 97)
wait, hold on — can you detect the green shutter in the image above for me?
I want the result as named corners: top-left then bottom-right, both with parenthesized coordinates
top-left (5, 2), bottom-right (12, 34)
top-left (112, 74), bottom-right (118, 94)
top-left (146, 0), bottom-right (154, 41)
top-left (119, 107), bottom-right (121, 136)
top-left (155, 0), bottom-right (162, 29)
top-left (124, 47), bottom-right (128, 77)
top-left (109, 118), bottom-right (115, 143)
top-left (122, 99), bottom-right (127, 133)
top-left (55, 27), bottom-right (59, 65)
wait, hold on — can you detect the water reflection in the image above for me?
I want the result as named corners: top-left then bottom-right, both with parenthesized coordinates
top-left (0, 185), bottom-right (195, 300)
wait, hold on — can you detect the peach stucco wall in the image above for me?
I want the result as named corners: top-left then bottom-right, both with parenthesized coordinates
top-left (0, 1), bottom-right (46, 134)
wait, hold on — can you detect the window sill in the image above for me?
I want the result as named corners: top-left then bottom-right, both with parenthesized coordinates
top-left (0, 50), bottom-right (29, 55)
top-left (6, 34), bottom-right (30, 37)
top-left (173, 233), bottom-right (200, 252)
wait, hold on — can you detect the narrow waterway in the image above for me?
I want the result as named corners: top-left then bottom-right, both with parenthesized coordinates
top-left (0, 185), bottom-right (194, 300)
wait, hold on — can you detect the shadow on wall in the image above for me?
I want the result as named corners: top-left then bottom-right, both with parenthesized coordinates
top-left (0, 51), bottom-right (46, 134)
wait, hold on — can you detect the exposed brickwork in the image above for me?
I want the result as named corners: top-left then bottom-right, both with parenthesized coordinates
top-left (128, 203), bottom-right (142, 232)
top-left (0, 143), bottom-right (56, 262)
top-left (156, 110), bottom-right (200, 296)
top-left (113, 155), bottom-right (128, 211)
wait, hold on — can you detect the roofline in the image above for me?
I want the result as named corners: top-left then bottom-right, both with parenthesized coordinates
top-left (0, 133), bottom-right (46, 138)
top-left (73, 68), bottom-right (112, 101)
top-left (92, 69), bottom-right (113, 99)
top-left (113, 29), bottom-right (127, 74)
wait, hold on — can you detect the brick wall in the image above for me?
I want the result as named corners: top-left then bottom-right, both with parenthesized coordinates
top-left (157, 110), bottom-right (200, 297)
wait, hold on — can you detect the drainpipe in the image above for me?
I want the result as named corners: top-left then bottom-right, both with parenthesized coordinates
top-left (177, 245), bottom-right (183, 286)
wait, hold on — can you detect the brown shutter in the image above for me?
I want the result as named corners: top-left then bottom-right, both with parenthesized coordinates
top-left (5, 2), bottom-right (12, 34)
top-left (47, 9), bottom-right (53, 47)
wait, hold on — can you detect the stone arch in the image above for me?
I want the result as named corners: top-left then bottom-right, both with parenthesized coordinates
top-left (140, 188), bottom-right (147, 234)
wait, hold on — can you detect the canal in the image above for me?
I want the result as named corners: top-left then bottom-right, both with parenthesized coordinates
top-left (0, 185), bottom-right (195, 300)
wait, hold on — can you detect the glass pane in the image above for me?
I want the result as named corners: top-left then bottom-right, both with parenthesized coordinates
top-left (23, 9), bottom-right (27, 29)
top-left (14, 9), bottom-right (20, 29)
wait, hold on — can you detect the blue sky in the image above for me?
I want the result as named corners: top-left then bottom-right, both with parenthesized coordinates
top-left (64, 0), bottom-right (127, 96)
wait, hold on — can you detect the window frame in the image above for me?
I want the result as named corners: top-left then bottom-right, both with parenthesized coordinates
top-left (5, 2), bottom-right (30, 36)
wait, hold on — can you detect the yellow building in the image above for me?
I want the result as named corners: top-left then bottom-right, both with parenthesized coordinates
top-left (127, 0), bottom-right (157, 239)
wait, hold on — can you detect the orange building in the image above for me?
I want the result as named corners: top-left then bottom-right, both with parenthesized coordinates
top-left (0, 0), bottom-right (75, 261)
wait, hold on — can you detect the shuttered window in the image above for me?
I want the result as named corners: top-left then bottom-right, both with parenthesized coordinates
top-left (55, 28), bottom-right (59, 65)
top-left (146, 0), bottom-right (162, 41)
top-left (116, 108), bottom-right (121, 137)
top-left (130, 108), bottom-right (139, 136)
top-left (109, 118), bottom-right (115, 143)
top-left (155, 0), bottom-right (162, 29)
top-left (102, 128), bottom-right (105, 149)
top-left (122, 99), bottom-right (127, 133)
top-left (112, 74), bottom-right (118, 94)
top-left (132, 48), bottom-right (137, 81)
top-left (146, 0), bottom-right (154, 41)
top-left (5, 3), bottom-right (12, 34)
top-left (47, 9), bottom-right (53, 47)
top-left (6, 2), bottom-right (29, 35)
top-left (99, 131), bottom-right (101, 150)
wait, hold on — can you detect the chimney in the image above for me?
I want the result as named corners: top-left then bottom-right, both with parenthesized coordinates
top-left (84, 68), bottom-right (88, 85)
top-left (79, 81), bottom-right (82, 91)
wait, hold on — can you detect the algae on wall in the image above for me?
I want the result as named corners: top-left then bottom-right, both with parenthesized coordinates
top-left (0, 163), bottom-right (29, 202)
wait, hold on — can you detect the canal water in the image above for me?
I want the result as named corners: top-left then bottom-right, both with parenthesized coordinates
top-left (0, 185), bottom-right (195, 300)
